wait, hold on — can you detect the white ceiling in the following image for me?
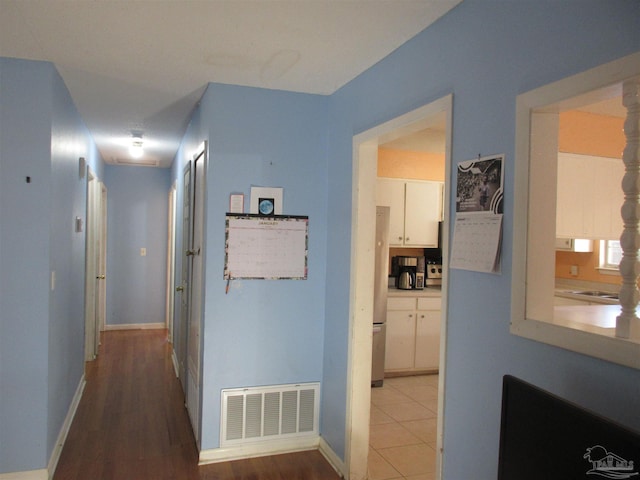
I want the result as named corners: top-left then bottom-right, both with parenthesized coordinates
top-left (379, 110), bottom-right (446, 153)
top-left (0, 0), bottom-right (462, 168)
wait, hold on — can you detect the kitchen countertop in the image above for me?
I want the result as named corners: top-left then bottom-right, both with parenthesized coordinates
top-left (388, 286), bottom-right (442, 298)
top-left (551, 304), bottom-right (640, 342)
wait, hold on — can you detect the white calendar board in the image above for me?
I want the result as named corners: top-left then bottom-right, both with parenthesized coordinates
top-left (450, 213), bottom-right (503, 273)
top-left (224, 214), bottom-right (308, 279)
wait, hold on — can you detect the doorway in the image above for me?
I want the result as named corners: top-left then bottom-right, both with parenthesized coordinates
top-left (346, 96), bottom-right (452, 480)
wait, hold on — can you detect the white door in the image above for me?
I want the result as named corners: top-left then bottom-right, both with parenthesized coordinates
top-left (177, 163), bottom-right (192, 392)
top-left (186, 146), bottom-right (206, 442)
top-left (166, 184), bottom-right (177, 344)
top-left (177, 144), bottom-right (207, 442)
top-left (96, 183), bottom-right (107, 335)
top-left (84, 171), bottom-right (106, 361)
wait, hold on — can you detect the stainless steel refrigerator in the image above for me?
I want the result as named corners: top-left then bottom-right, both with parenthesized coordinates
top-left (372, 206), bottom-right (390, 387)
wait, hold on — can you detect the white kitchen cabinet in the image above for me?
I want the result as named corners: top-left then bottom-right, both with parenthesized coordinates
top-left (414, 297), bottom-right (441, 370)
top-left (385, 310), bottom-right (416, 370)
top-left (377, 178), bottom-right (442, 247)
top-left (554, 238), bottom-right (593, 252)
top-left (376, 179), bottom-right (406, 247)
top-left (556, 153), bottom-right (624, 240)
top-left (385, 295), bottom-right (441, 374)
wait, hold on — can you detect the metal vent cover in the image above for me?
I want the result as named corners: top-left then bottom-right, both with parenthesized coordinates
top-left (112, 157), bottom-right (159, 167)
top-left (221, 383), bottom-right (319, 446)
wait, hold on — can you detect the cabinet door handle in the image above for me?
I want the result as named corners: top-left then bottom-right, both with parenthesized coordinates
top-left (405, 237), bottom-right (410, 242)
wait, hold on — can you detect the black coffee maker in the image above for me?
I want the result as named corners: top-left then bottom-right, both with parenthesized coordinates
top-left (395, 256), bottom-right (417, 290)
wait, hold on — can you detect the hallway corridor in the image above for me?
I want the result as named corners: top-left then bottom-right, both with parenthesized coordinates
top-left (53, 329), bottom-right (340, 480)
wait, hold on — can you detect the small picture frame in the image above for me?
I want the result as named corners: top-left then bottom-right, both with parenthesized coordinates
top-left (258, 197), bottom-right (275, 215)
top-left (229, 193), bottom-right (244, 213)
top-left (250, 187), bottom-right (283, 214)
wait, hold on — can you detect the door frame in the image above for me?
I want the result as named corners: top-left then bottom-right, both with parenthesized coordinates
top-left (84, 169), bottom-right (107, 361)
top-left (186, 142), bottom-right (207, 445)
top-left (166, 182), bottom-right (177, 343)
top-left (346, 95), bottom-right (452, 479)
top-left (178, 162), bottom-right (192, 392)
top-left (97, 182), bottom-right (107, 334)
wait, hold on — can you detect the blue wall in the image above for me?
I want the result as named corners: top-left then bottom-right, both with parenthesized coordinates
top-left (3, 1), bottom-right (640, 477)
top-left (167, 3), bottom-right (640, 474)
top-left (0, 57), bottom-right (53, 474)
top-left (323, 1), bottom-right (640, 477)
top-left (172, 84), bottom-right (329, 448)
top-left (48, 59), bottom-right (103, 464)
top-left (0, 57), bottom-right (103, 474)
top-left (104, 165), bottom-right (171, 326)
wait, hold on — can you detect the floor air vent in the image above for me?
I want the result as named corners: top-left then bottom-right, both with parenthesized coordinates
top-left (221, 383), bottom-right (319, 447)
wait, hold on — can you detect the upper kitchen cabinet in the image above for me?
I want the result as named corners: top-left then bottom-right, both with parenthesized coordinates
top-left (377, 177), bottom-right (443, 247)
top-left (556, 153), bottom-right (624, 240)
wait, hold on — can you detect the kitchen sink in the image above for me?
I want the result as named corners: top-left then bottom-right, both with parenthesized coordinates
top-left (568, 290), bottom-right (619, 300)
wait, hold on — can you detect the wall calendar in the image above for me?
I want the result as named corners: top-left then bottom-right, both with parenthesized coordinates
top-left (224, 214), bottom-right (308, 280)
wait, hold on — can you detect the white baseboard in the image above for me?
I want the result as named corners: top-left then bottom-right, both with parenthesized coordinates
top-left (47, 374), bottom-right (85, 479)
top-left (0, 470), bottom-right (47, 480)
top-left (171, 349), bottom-right (179, 378)
top-left (0, 376), bottom-right (86, 480)
top-left (199, 436), bottom-right (320, 465)
top-left (104, 322), bottom-right (165, 331)
top-left (319, 437), bottom-right (346, 479)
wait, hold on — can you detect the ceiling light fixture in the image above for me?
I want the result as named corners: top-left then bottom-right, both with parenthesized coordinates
top-left (129, 135), bottom-right (144, 159)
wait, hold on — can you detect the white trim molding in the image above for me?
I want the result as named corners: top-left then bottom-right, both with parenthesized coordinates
top-left (171, 349), bottom-right (180, 378)
top-left (511, 51), bottom-right (640, 369)
top-left (0, 376), bottom-right (86, 480)
top-left (104, 323), bottom-right (165, 331)
top-left (0, 470), bottom-right (48, 480)
top-left (47, 375), bottom-right (86, 479)
top-left (199, 436), bottom-right (320, 465)
top-left (319, 437), bottom-right (346, 479)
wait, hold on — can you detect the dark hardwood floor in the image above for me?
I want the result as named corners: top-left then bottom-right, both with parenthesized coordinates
top-left (54, 329), bottom-right (341, 480)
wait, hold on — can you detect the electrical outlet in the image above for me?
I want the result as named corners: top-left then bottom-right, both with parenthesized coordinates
top-left (140, 247), bottom-right (146, 257)
top-left (570, 265), bottom-right (578, 276)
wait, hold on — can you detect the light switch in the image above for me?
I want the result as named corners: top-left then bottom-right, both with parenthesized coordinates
top-left (140, 247), bottom-right (146, 257)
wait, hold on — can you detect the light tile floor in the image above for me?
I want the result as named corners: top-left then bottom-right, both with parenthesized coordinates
top-left (369, 374), bottom-right (439, 480)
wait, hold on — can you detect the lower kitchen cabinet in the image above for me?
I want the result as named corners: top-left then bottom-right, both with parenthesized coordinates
top-left (385, 295), bottom-right (441, 374)
top-left (415, 297), bottom-right (441, 370)
top-left (386, 310), bottom-right (416, 370)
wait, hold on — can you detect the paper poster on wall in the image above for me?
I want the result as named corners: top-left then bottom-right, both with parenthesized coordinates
top-left (450, 154), bottom-right (505, 273)
top-left (224, 214), bottom-right (308, 280)
top-left (456, 154), bottom-right (504, 214)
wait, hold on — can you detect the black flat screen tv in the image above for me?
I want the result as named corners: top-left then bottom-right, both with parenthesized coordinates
top-left (498, 375), bottom-right (640, 480)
